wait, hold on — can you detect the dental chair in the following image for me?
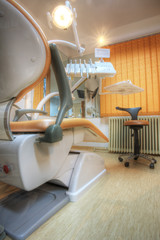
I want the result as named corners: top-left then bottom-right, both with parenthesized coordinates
top-left (0, 1), bottom-right (108, 239)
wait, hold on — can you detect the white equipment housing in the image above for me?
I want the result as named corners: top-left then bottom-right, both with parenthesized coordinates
top-left (0, 129), bottom-right (106, 202)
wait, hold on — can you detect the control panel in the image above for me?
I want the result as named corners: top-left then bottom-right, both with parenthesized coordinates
top-left (0, 164), bottom-right (12, 175)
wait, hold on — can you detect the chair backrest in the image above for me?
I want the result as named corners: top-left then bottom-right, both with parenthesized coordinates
top-left (0, 0), bottom-right (51, 140)
top-left (116, 107), bottom-right (142, 120)
top-left (0, 0), bottom-right (51, 102)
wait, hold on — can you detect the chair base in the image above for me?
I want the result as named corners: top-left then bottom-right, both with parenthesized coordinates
top-left (118, 153), bottom-right (157, 169)
top-left (0, 183), bottom-right (69, 240)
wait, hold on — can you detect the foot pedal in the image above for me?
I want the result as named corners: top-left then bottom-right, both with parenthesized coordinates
top-left (0, 183), bottom-right (69, 240)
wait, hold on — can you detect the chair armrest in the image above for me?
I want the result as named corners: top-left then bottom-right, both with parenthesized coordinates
top-left (13, 109), bottom-right (47, 121)
top-left (38, 44), bottom-right (73, 143)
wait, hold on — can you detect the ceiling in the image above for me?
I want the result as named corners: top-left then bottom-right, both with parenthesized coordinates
top-left (17, 0), bottom-right (160, 57)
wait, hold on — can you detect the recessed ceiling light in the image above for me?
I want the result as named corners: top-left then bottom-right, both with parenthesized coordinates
top-left (98, 36), bottom-right (105, 45)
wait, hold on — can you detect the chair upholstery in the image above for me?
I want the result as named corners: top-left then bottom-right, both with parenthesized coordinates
top-left (0, 0), bottom-right (50, 140)
top-left (0, 0), bottom-right (51, 102)
top-left (124, 120), bottom-right (149, 127)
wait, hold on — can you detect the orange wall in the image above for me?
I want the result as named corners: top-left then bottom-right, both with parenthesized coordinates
top-left (100, 34), bottom-right (160, 117)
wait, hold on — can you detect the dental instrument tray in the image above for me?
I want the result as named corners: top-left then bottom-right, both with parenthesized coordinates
top-left (65, 60), bottom-right (116, 78)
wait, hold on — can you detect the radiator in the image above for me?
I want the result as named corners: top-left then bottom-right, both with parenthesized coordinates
top-left (109, 116), bottom-right (160, 155)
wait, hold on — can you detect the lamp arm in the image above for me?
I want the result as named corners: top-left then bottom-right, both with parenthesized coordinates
top-left (48, 40), bottom-right (85, 53)
top-left (71, 13), bottom-right (83, 54)
top-left (47, 1), bottom-right (84, 55)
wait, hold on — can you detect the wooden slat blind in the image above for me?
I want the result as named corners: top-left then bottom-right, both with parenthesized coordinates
top-left (100, 33), bottom-right (160, 117)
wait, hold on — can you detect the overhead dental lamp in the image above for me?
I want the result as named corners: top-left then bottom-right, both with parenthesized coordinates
top-left (52, 4), bottom-right (73, 29)
top-left (47, 1), bottom-right (85, 54)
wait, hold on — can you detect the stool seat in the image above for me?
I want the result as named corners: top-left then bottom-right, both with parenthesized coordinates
top-left (124, 120), bottom-right (149, 127)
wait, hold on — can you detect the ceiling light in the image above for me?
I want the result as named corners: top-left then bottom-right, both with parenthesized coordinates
top-left (52, 5), bottom-right (73, 29)
top-left (98, 36), bottom-right (105, 45)
top-left (47, 1), bottom-right (85, 54)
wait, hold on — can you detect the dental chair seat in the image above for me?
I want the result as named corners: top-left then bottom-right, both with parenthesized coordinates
top-left (10, 118), bottom-right (108, 142)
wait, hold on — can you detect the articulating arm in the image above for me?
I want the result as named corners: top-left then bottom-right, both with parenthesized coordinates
top-left (116, 107), bottom-right (142, 120)
top-left (38, 44), bottom-right (73, 143)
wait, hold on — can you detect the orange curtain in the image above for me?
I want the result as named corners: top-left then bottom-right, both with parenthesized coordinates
top-left (100, 33), bottom-right (160, 117)
top-left (33, 68), bottom-right (50, 115)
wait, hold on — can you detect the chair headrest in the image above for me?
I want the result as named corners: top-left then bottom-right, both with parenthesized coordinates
top-left (0, 0), bottom-right (51, 103)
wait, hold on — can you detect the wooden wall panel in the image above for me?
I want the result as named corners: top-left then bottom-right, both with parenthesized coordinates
top-left (115, 45), bottom-right (123, 109)
top-left (156, 35), bottom-right (160, 111)
top-left (100, 34), bottom-right (160, 117)
top-left (138, 39), bottom-right (147, 113)
top-left (126, 41), bottom-right (135, 108)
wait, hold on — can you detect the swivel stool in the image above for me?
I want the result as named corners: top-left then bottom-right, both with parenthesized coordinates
top-left (116, 107), bottom-right (157, 169)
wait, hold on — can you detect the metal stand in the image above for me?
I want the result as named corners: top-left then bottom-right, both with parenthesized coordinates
top-left (118, 128), bottom-right (157, 169)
